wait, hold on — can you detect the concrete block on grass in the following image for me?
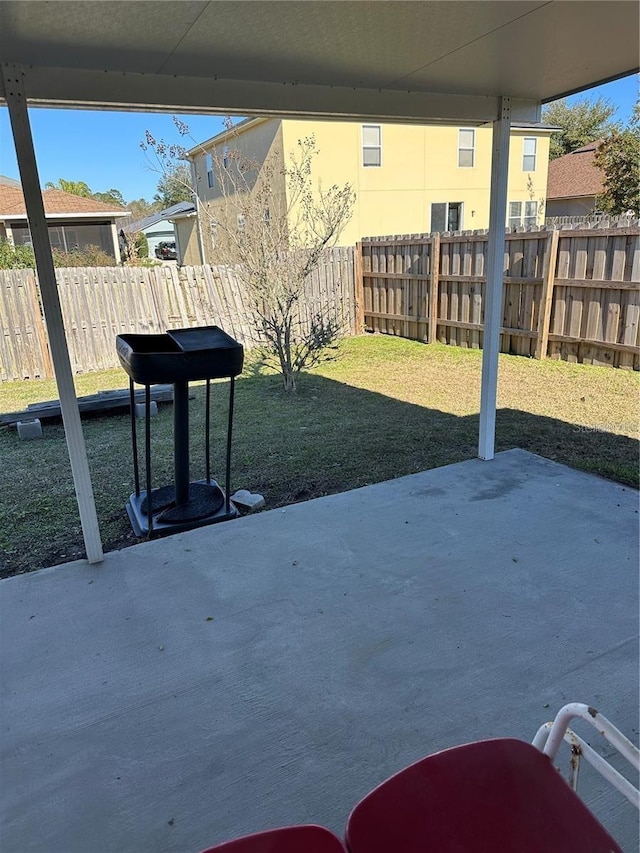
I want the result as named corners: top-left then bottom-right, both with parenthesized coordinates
top-left (134, 401), bottom-right (158, 419)
top-left (17, 419), bottom-right (43, 440)
top-left (231, 490), bottom-right (265, 512)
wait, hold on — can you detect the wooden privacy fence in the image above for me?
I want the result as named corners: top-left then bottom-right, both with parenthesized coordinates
top-left (356, 226), bottom-right (640, 369)
top-left (0, 246), bottom-right (355, 381)
top-left (2, 229), bottom-right (639, 380)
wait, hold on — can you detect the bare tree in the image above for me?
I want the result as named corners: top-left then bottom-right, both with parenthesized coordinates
top-left (142, 120), bottom-right (355, 392)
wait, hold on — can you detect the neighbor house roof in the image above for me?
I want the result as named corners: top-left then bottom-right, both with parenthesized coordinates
top-left (125, 200), bottom-right (195, 234)
top-left (546, 141), bottom-right (605, 200)
top-left (0, 174), bottom-right (21, 188)
top-left (0, 185), bottom-right (130, 218)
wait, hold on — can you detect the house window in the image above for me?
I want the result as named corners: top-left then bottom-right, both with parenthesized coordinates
top-left (523, 137), bottom-right (537, 171)
top-left (458, 129), bottom-right (475, 167)
top-left (362, 125), bottom-right (382, 167)
top-left (206, 153), bottom-right (214, 188)
top-left (431, 202), bottom-right (463, 233)
top-left (237, 213), bottom-right (246, 233)
top-left (508, 201), bottom-right (538, 228)
top-left (223, 146), bottom-right (229, 169)
top-left (264, 207), bottom-right (271, 226)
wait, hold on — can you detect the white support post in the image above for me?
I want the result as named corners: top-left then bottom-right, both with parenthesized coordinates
top-left (111, 222), bottom-right (121, 264)
top-left (478, 97), bottom-right (511, 461)
top-left (2, 64), bottom-right (103, 564)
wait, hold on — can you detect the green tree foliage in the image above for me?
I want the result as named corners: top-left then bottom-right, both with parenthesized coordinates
top-left (542, 97), bottom-right (618, 159)
top-left (92, 188), bottom-right (126, 207)
top-left (0, 239), bottom-right (116, 269)
top-left (153, 163), bottom-right (193, 208)
top-left (594, 103), bottom-right (640, 214)
top-left (127, 197), bottom-right (161, 220)
top-left (44, 178), bottom-right (93, 197)
top-left (45, 179), bottom-right (127, 208)
top-left (134, 232), bottom-right (149, 258)
top-left (0, 239), bottom-right (35, 269)
top-left (52, 245), bottom-right (117, 267)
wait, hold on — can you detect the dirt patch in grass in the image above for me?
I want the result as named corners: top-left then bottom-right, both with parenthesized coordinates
top-left (1, 336), bottom-right (638, 577)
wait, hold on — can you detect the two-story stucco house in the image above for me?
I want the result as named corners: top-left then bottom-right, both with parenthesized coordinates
top-left (179, 118), bottom-right (553, 264)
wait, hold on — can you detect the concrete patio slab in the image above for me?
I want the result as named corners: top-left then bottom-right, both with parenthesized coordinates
top-left (1, 449), bottom-right (638, 852)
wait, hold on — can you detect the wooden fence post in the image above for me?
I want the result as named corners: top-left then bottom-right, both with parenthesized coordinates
top-left (429, 233), bottom-right (440, 344)
top-left (535, 228), bottom-right (559, 359)
top-left (28, 271), bottom-right (53, 377)
top-left (354, 241), bottom-right (365, 333)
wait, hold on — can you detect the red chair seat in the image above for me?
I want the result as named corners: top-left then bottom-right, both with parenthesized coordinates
top-left (200, 824), bottom-right (347, 852)
top-left (346, 738), bottom-right (622, 852)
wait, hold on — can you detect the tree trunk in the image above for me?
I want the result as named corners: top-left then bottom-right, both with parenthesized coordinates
top-left (283, 370), bottom-right (297, 393)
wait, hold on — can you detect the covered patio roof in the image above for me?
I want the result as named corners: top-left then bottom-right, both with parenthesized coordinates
top-left (0, 1), bottom-right (638, 120)
top-left (0, 1), bottom-right (637, 564)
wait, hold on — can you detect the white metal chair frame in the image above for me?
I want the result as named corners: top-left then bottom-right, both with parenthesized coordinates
top-left (532, 702), bottom-right (640, 809)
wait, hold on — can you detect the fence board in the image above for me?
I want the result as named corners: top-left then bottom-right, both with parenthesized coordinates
top-left (439, 238), bottom-right (450, 344)
top-left (0, 270), bottom-right (49, 379)
top-left (361, 226), bottom-right (639, 370)
top-left (3, 227), bottom-right (639, 381)
top-left (429, 235), bottom-right (439, 345)
top-left (0, 247), bottom-right (355, 381)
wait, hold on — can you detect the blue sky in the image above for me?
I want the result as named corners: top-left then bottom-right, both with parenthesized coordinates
top-left (0, 75), bottom-right (637, 204)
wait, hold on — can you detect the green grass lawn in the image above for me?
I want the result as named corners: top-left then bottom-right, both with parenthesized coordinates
top-left (1, 335), bottom-right (638, 577)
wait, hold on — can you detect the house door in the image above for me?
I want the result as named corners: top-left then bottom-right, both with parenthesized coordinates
top-left (430, 202), bottom-right (463, 232)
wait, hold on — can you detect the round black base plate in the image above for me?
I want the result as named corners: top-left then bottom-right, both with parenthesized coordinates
top-left (140, 482), bottom-right (225, 524)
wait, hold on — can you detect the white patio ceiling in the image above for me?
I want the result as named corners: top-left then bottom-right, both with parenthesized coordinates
top-left (0, 1), bottom-right (638, 122)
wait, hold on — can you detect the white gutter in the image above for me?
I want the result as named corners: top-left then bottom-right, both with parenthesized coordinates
top-left (0, 210), bottom-right (131, 220)
top-left (189, 160), bottom-right (206, 265)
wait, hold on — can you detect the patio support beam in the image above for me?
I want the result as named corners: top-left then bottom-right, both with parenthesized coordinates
top-left (2, 63), bottom-right (103, 564)
top-left (0, 65), bottom-right (542, 126)
top-left (478, 97), bottom-right (511, 461)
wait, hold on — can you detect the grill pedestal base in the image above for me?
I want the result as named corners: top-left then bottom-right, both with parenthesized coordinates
top-left (127, 479), bottom-right (238, 538)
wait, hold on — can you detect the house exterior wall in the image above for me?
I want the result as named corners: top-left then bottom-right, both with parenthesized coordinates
top-left (280, 120), bottom-right (550, 245)
top-left (193, 119), bottom-right (284, 204)
top-left (174, 217), bottom-right (202, 265)
top-left (546, 196), bottom-right (597, 218)
top-left (191, 118), bottom-right (286, 260)
top-left (191, 119), bottom-right (551, 257)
